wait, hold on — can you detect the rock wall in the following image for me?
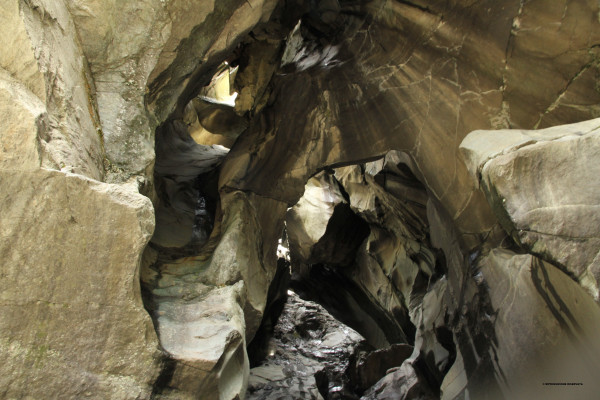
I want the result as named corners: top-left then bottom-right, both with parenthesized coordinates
top-left (0, 2), bottom-right (158, 397)
top-left (1, 0), bottom-right (278, 398)
top-left (1, 0), bottom-right (600, 399)
top-left (461, 119), bottom-right (600, 300)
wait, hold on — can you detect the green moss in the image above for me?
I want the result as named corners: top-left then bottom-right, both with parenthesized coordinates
top-left (26, 343), bottom-right (50, 369)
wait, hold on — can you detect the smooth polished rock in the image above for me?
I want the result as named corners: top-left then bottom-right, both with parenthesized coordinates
top-left (143, 189), bottom-right (288, 398)
top-left (286, 172), bottom-right (347, 262)
top-left (151, 282), bottom-right (249, 400)
top-left (286, 171), bottom-right (369, 266)
top-left (152, 120), bottom-right (228, 248)
top-left (448, 249), bottom-right (600, 400)
top-left (461, 119), bottom-right (600, 299)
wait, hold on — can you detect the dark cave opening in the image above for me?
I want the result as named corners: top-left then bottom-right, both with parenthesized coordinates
top-left (245, 158), bottom-right (457, 399)
top-left (139, 3), bottom-right (461, 397)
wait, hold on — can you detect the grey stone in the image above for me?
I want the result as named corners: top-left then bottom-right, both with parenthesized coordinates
top-left (451, 249), bottom-right (600, 400)
top-left (460, 120), bottom-right (600, 299)
top-left (0, 169), bottom-right (160, 399)
top-left (247, 291), bottom-right (365, 400)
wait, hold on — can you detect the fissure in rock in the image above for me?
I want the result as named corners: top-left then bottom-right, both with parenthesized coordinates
top-left (4, 1), bottom-right (600, 400)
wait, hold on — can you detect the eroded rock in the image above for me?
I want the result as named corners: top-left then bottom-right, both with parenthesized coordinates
top-left (446, 249), bottom-right (600, 400)
top-left (0, 169), bottom-right (159, 399)
top-left (351, 343), bottom-right (414, 394)
top-left (2, 0), bottom-right (104, 180)
top-left (361, 360), bottom-right (436, 400)
top-left (2, 0), bottom-right (600, 399)
top-left (461, 120), bottom-right (600, 300)
top-left (247, 291), bottom-right (367, 400)
top-left (152, 120), bottom-right (228, 248)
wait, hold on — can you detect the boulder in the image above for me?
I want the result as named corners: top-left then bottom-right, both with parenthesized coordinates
top-left (0, 169), bottom-right (159, 399)
top-left (461, 120), bottom-right (600, 299)
top-left (443, 249), bottom-right (600, 400)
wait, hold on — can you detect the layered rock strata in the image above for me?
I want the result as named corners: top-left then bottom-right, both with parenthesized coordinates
top-left (1, 0), bottom-right (600, 399)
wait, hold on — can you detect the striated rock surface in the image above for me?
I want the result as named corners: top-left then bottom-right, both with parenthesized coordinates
top-left (440, 249), bottom-right (600, 400)
top-left (461, 119), bottom-right (600, 300)
top-left (220, 0), bottom-right (600, 252)
top-left (0, 169), bottom-right (159, 399)
top-left (2, 0), bottom-right (600, 399)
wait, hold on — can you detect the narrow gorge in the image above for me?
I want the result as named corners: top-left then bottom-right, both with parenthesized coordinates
top-left (1, 1), bottom-right (600, 399)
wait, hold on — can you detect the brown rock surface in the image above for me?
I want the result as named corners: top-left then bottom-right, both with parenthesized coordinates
top-left (0, 169), bottom-right (159, 399)
top-left (1, 0), bottom-right (600, 398)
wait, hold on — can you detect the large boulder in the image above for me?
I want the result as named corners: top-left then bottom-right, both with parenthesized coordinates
top-left (461, 119), bottom-right (600, 299)
top-left (442, 249), bottom-right (600, 400)
top-left (0, 169), bottom-right (160, 399)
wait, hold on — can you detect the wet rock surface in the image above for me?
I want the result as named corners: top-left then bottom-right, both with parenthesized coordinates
top-left (361, 361), bottom-right (437, 400)
top-left (247, 291), bottom-right (369, 400)
top-left (351, 343), bottom-right (415, 394)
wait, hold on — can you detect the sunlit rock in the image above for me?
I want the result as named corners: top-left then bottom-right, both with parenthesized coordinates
top-left (461, 119), bottom-right (600, 300)
top-left (2, 0), bottom-right (600, 398)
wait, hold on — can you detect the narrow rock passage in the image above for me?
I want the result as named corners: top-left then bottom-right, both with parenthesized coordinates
top-left (247, 290), bottom-right (368, 399)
